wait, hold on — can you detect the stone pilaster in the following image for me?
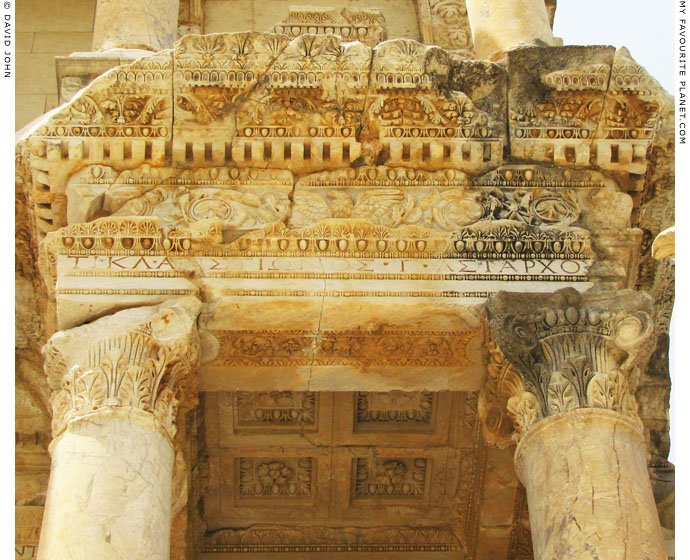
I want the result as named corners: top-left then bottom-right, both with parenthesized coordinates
top-left (464, 0), bottom-right (560, 60)
top-left (484, 288), bottom-right (666, 560)
top-left (37, 297), bottom-right (201, 560)
top-left (92, 0), bottom-right (181, 51)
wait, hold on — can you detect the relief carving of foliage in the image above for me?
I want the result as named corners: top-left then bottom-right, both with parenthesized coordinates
top-left (558, 354), bottom-right (595, 405)
top-left (546, 372), bottom-right (578, 415)
top-left (45, 302), bottom-right (201, 439)
top-left (290, 187), bottom-right (580, 231)
top-left (114, 186), bottom-right (289, 230)
top-left (352, 189), bottom-right (422, 228)
top-left (370, 92), bottom-right (476, 128)
top-left (176, 86), bottom-right (240, 124)
top-left (489, 291), bottom-right (654, 439)
top-left (586, 371), bottom-right (638, 420)
top-left (506, 391), bottom-right (542, 441)
top-left (512, 95), bottom-right (603, 128)
top-left (51, 341), bottom-right (195, 438)
top-left (55, 94), bottom-right (168, 127)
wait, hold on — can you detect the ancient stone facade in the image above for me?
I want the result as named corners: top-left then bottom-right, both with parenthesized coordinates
top-left (15, 1), bottom-right (674, 559)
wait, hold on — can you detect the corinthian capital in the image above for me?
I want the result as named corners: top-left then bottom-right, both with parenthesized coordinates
top-left (43, 297), bottom-right (202, 439)
top-left (484, 288), bottom-right (654, 440)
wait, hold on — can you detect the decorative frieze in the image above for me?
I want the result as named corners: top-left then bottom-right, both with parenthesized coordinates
top-left (509, 46), bottom-right (667, 174)
top-left (203, 525), bottom-right (461, 553)
top-left (42, 51), bottom-right (173, 141)
top-left (210, 329), bottom-right (477, 368)
top-left (272, 7), bottom-right (388, 47)
top-left (42, 297), bottom-right (202, 439)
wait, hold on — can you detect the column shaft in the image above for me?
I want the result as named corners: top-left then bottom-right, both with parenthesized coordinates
top-left (37, 297), bottom-right (201, 559)
top-left (93, 0), bottom-right (180, 51)
top-left (465, 0), bottom-right (556, 60)
top-left (516, 409), bottom-right (666, 560)
top-left (37, 409), bottom-right (174, 560)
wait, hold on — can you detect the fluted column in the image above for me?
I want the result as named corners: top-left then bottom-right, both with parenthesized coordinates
top-left (37, 297), bottom-right (201, 560)
top-left (92, 0), bottom-right (180, 51)
top-left (465, 0), bottom-right (558, 60)
top-left (484, 288), bottom-right (666, 560)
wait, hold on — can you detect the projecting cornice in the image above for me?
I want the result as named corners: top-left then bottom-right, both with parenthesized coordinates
top-left (14, 33), bottom-right (675, 387)
top-left (15, 35), bottom-right (672, 237)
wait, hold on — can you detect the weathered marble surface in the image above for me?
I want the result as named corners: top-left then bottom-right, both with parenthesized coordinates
top-left (652, 227), bottom-right (675, 260)
top-left (14, 1), bottom-right (675, 558)
top-left (465, 0), bottom-right (560, 60)
top-left (43, 296), bottom-right (202, 438)
top-left (92, 0), bottom-right (180, 51)
top-left (37, 408), bottom-right (174, 560)
top-left (515, 409), bottom-right (666, 560)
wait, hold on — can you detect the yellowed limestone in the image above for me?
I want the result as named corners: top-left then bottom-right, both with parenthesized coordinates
top-left (516, 409), bottom-right (666, 560)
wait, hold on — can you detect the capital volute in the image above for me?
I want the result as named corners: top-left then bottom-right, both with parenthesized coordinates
top-left (43, 297), bottom-right (202, 440)
top-left (484, 288), bottom-right (654, 441)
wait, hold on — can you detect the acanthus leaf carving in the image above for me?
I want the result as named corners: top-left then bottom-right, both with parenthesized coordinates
top-left (43, 297), bottom-right (202, 439)
top-left (485, 288), bottom-right (655, 440)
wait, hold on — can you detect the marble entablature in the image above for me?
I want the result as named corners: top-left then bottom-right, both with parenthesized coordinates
top-left (15, 5), bottom-right (675, 559)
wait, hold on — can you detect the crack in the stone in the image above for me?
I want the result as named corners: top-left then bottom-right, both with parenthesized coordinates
top-left (590, 50), bottom-right (616, 155)
top-left (353, 47), bottom-right (376, 148)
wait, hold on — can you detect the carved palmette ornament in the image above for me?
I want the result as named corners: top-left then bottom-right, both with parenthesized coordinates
top-left (43, 297), bottom-right (202, 439)
top-left (486, 288), bottom-right (654, 439)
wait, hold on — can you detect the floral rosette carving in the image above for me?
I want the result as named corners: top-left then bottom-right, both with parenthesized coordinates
top-left (486, 288), bottom-right (655, 440)
top-left (43, 297), bottom-right (202, 439)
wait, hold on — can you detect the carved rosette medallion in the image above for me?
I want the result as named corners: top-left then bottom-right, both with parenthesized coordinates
top-left (42, 298), bottom-right (202, 440)
top-left (485, 288), bottom-right (655, 440)
top-left (238, 457), bottom-right (314, 499)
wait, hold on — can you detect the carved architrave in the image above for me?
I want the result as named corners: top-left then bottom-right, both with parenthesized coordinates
top-left (203, 525), bottom-right (461, 553)
top-left (42, 297), bottom-right (202, 439)
top-left (210, 328), bottom-right (477, 368)
top-left (486, 288), bottom-right (655, 440)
